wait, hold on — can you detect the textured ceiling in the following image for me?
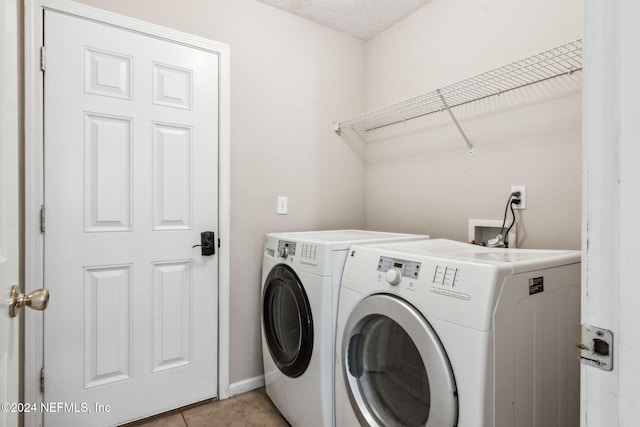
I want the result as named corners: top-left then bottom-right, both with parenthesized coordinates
top-left (255, 0), bottom-right (432, 40)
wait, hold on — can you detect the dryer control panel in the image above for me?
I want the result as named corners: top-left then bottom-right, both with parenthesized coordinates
top-left (377, 257), bottom-right (421, 279)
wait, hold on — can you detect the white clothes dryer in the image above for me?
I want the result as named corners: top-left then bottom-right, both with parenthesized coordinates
top-left (335, 239), bottom-right (580, 427)
top-left (261, 230), bottom-right (428, 427)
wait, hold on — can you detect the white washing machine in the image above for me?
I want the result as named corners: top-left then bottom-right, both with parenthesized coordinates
top-left (335, 239), bottom-right (581, 427)
top-left (261, 230), bottom-right (428, 427)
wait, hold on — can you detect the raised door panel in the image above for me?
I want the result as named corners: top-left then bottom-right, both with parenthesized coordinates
top-left (83, 265), bottom-right (132, 388)
top-left (84, 113), bottom-right (132, 232)
top-left (152, 63), bottom-right (192, 109)
top-left (85, 47), bottom-right (132, 100)
top-left (152, 123), bottom-right (192, 230)
top-left (152, 261), bottom-right (192, 372)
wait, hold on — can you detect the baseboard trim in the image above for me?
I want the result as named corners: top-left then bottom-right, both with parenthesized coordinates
top-left (226, 375), bottom-right (265, 399)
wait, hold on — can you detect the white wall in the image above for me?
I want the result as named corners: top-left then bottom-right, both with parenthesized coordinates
top-left (361, 0), bottom-right (584, 249)
top-left (72, 0), bottom-right (367, 385)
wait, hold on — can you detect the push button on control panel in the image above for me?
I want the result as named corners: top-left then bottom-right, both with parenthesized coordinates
top-left (431, 264), bottom-right (469, 301)
top-left (300, 243), bottom-right (317, 260)
top-left (433, 265), bottom-right (461, 287)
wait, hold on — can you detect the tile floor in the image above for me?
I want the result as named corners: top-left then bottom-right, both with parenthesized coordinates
top-left (121, 388), bottom-right (289, 427)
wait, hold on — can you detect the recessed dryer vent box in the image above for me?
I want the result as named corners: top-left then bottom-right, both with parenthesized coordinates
top-left (468, 219), bottom-right (517, 248)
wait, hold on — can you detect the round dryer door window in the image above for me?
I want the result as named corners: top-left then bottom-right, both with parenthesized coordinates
top-left (262, 264), bottom-right (313, 378)
top-left (342, 294), bottom-right (457, 427)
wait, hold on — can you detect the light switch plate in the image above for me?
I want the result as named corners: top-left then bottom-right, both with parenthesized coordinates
top-left (277, 196), bottom-right (288, 215)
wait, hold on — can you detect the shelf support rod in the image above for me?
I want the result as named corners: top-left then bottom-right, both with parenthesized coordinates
top-left (437, 89), bottom-right (474, 155)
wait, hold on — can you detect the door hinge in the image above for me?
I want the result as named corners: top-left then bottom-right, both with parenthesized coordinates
top-left (40, 205), bottom-right (46, 232)
top-left (40, 46), bottom-right (46, 71)
top-left (40, 367), bottom-right (45, 393)
top-left (218, 238), bottom-right (221, 248)
top-left (577, 324), bottom-right (614, 371)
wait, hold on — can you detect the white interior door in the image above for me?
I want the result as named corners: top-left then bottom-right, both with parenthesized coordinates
top-left (43, 10), bottom-right (219, 426)
top-left (0, 0), bottom-right (20, 425)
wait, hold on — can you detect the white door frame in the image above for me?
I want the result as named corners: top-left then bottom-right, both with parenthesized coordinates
top-left (1, 0), bottom-right (20, 425)
top-left (23, 1), bottom-right (231, 425)
top-left (582, 0), bottom-right (640, 425)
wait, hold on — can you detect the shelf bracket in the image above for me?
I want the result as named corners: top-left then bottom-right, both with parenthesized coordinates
top-left (437, 89), bottom-right (474, 156)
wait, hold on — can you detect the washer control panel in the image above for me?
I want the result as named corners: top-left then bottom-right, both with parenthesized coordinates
top-left (430, 264), bottom-right (471, 301)
top-left (277, 240), bottom-right (296, 258)
top-left (433, 265), bottom-right (461, 287)
top-left (377, 257), bottom-right (421, 279)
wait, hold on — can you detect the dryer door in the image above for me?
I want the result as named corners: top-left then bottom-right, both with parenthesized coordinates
top-left (262, 264), bottom-right (313, 378)
top-left (342, 294), bottom-right (457, 427)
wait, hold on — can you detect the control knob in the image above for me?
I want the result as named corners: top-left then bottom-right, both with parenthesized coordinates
top-left (279, 246), bottom-right (289, 258)
top-left (385, 268), bottom-right (402, 286)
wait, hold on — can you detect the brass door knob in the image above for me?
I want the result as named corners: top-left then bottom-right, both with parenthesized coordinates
top-left (9, 285), bottom-right (49, 317)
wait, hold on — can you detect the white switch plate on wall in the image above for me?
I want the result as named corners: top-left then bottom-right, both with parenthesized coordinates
top-left (277, 196), bottom-right (288, 215)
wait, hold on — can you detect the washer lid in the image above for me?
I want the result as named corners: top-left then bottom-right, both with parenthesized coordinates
top-left (341, 294), bottom-right (458, 427)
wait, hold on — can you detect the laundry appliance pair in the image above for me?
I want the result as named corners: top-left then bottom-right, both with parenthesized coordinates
top-left (260, 230), bottom-right (428, 427)
top-left (335, 238), bottom-right (581, 427)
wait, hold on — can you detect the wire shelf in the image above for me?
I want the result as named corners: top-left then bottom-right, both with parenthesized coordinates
top-left (333, 39), bottom-right (583, 140)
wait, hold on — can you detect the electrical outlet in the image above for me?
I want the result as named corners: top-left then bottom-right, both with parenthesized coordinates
top-left (511, 186), bottom-right (526, 210)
